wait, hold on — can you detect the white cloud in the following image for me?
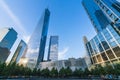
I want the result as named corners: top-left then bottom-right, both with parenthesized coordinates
top-left (58, 47), bottom-right (69, 60)
top-left (0, 0), bottom-right (27, 35)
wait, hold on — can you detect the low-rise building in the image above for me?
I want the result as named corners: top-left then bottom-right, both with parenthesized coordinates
top-left (38, 58), bottom-right (87, 71)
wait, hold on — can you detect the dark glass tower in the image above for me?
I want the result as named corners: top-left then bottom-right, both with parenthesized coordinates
top-left (26, 9), bottom-right (50, 68)
top-left (48, 36), bottom-right (58, 61)
top-left (0, 28), bottom-right (17, 62)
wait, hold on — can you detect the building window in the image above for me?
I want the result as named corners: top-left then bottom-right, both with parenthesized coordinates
top-left (101, 52), bottom-right (108, 61)
top-left (117, 38), bottom-right (120, 44)
top-left (106, 50), bottom-right (115, 59)
top-left (92, 56), bottom-right (97, 63)
top-left (112, 3), bottom-right (120, 13)
top-left (96, 55), bottom-right (102, 62)
top-left (106, 10), bottom-right (112, 16)
top-left (110, 14), bottom-right (117, 21)
top-left (103, 6), bottom-right (108, 11)
top-left (113, 46), bottom-right (120, 57)
top-left (114, 23), bottom-right (120, 31)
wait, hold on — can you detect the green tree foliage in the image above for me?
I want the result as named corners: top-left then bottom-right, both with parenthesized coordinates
top-left (114, 63), bottom-right (120, 75)
top-left (73, 68), bottom-right (83, 77)
top-left (65, 67), bottom-right (72, 77)
top-left (91, 65), bottom-right (106, 75)
top-left (37, 69), bottom-right (41, 76)
top-left (0, 62), bottom-right (119, 78)
top-left (0, 62), bottom-right (7, 75)
top-left (104, 64), bottom-right (114, 75)
top-left (32, 68), bottom-right (38, 76)
top-left (59, 67), bottom-right (66, 78)
top-left (84, 68), bottom-right (90, 76)
top-left (41, 68), bottom-right (50, 78)
top-left (50, 67), bottom-right (58, 78)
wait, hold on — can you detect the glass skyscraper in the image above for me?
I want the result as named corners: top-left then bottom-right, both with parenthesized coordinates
top-left (10, 40), bottom-right (27, 64)
top-left (82, 0), bottom-right (110, 33)
top-left (82, 0), bottom-right (120, 67)
top-left (26, 9), bottom-right (50, 68)
top-left (0, 28), bottom-right (17, 62)
top-left (48, 36), bottom-right (58, 61)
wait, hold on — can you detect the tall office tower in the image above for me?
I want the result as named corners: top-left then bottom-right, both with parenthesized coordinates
top-left (82, 0), bottom-right (120, 68)
top-left (0, 28), bottom-right (17, 63)
top-left (26, 9), bottom-right (50, 68)
top-left (82, 0), bottom-right (110, 33)
top-left (48, 36), bottom-right (58, 61)
top-left (10, 40), bottom-right (27, 64)
top-left (94, 0), bottom-right (120, 33)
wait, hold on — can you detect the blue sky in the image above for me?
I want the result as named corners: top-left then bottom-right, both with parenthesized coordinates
top-left (0, 0), bottom-right (96, 61)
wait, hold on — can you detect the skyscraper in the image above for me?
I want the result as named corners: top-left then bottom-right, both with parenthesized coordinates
top-left (82, 0), bottom-right (110, 33)
top-left (82, 0), bottom-right (120, 68)
top-left (94, 0), bottom-right (120, 33)
top-left (48, 36), bottom-right (58, 61)
top-left (10, 40), bottom-right (27, 64)
top-left (26, 9), bottom-right (50, 68)
top-left (0, 28), bottom-right (17, 62)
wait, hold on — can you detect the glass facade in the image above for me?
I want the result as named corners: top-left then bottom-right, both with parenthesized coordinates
top-left (86, 25), bottom-right (120, 64)
top-left (0, 28), bottom-right (17, 50)
top-left (0, 28), bottom-right (18, 62)
top-left (94, 0), bottom-right (120, 29)
top-left (83, 0), bottom-right (120, 67)
top-left (26, 9), bottom-right (50, 68)
top-left (82, 0), bottom-right (110, 33)
top-left (47, 36), bottom-right (58, 61)
top-left (10, 40), bottom-right (27, 63)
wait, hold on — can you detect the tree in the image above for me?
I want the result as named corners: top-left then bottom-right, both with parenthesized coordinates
top-left (73, 68), bottom-right (84, 77)
top-left (97, 65), bottom-right (106, 75)
top-left (105, 64), bottom-right (114, 75)
top-left (5, 62), bottom-right (17, 76)
top-left (59, 67), bottom-right (66, 78)
top-left (73, 68), bottom-right (79, 77)
top-left (65, 67), bottom-right (72, 77)
top-left (24, 67), bottom-right (32, 76)
top-left (84, 68), bottom-right (90, 76)
top-left (32, 68), bottom-right (38, 76)
top-left (37, 69), bottom-right (41, 76)
top-left (41, 68), bottom-right (50, 78)
top-left (114, 63), bottom-right (120, 75)
top-left (0, 62), bottom-right (7, 76)
top-left (90, 65), bottom-right (106, 75)
top-left (50, 67), bottom-right (58, 78)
